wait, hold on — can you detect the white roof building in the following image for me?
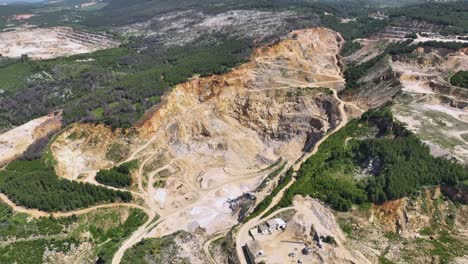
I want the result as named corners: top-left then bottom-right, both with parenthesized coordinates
top-left (266, 218), bottom-right (287, 230)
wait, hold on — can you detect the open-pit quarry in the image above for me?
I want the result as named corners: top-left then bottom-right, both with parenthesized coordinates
top-left (1, 22), bottom-right (465, 263)
top-left (43, 27), bottom-right (366, 263)
top-left (0, 26), bottom-right (119, 59)
top-left (391, 47), bottom-right (468, 163)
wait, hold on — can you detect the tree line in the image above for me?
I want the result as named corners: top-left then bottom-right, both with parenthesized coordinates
top-left (275, 109), bottom-right (468, 212)
top-left (95, 161), bottom-right (137, 188)
top-left (450, 71), bottom-right (468, 89)
top-left (0, 160), bottom-right (132, 212)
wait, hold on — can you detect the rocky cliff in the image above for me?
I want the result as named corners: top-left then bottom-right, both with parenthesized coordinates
top-left (51, 28), bottom-right (349, 240)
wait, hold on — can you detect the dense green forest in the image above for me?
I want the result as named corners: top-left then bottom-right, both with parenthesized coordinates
top-left (358, 136), bottom-right (466, 203)
top-left (0, 37), bottom-right (252, 130)
top-left (390, 1), bottom-right (468, 35)
top-left (321, 15), bottom-right (388, 41)
top-left (273, 109), bottom-right (468, 212)
top-left (0, 159), bottom-right (132, 212)
top-left (96, 161), bottom-right (137, 188)
top-left (0, 0), bottom-right (412, 131)
top-left (450, 71), bottom-right (468, 89)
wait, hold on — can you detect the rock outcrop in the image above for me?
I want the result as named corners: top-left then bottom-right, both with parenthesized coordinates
top-left (51, 28), bottom-right (348, 239)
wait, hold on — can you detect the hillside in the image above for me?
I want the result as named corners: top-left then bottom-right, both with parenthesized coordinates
top-left (0, 1), bottom-right (466, 263)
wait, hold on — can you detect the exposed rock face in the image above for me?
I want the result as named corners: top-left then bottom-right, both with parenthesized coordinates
top-left (341, 56), bottom-right (402, 110)
top-left (338, 186), bottom-right (468, 264)
top-left (52, 28), bottom-right (347, 239)
top-left (138, 28), bottom-right (344, 140)
top-left (51, 123), bottom-right (136, 180)
top-left (0, 111), bottom-right (62, 166)
top-left (372, 187), bottom-right (452, 237)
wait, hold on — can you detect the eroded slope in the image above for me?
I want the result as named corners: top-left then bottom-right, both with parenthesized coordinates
top-left (50, 27), bottom-right (350, 263)
top-left (392, 47), bottom-right (468, 163)
top-left (0, 111), bottom-right (62, 167)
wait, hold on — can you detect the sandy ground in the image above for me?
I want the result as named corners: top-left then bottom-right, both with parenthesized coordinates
top-left (248, 196), bottom-right (370, 264)
top-left (0, 27), bottom-right (118, 59)
top-left (148, 175), bottom-right (261, 237)
top-left (390, 43), bottom-right (468, 163)
top-left (235, 83), bottom-right (366, 264)
top-left (394, 100), bottom-right (468, 163)
top-left (0, 112), bottom-right (62, 166)
top-left (106, 28), bottom-right (352, 264)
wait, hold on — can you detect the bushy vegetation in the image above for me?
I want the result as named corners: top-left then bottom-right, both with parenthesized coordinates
top-left (275, 108), bottom-right (468, 211)
top-left (0, 202), bottom-right (73, 240)
top-left (344, 52), bottom-right (387, 89)
top-left (0, 61), bottom-right (34, 93)
top-left (0, 37), bottom-right (252, 130)
top-left (450, 71), bottom-right (468, 89)
top-left (96, 161), bottom-right (137, 188)
top-left (341, 41), bottom-right (362, 56)
top-left (121, 231), bottom-right (189, 264)
top-left (94, 208), bottom-right (149, 263)
top-left (343, 40), bottom-right (468, 90)
top-left (254, 161), bottom-right (287, 192)
top-left (0, 159), bottom-right (132, 212)
top-left (390, 1), bottom-right (468, 35)
top-left (0, 238), bottom-right (79, 264)
top-left (0, 201), bottom-right (148, 264)
top-left (321, 14), bottom-right (388, 41)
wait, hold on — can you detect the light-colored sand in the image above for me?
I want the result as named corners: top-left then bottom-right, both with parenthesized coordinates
top-left (0, 112), bottom-right (62, 166)
top-left (248, 196), bottom-right (371, 264)
top-left (391, 44), bottom-right (468, 164)
top-left (0, 27), bottom-right (119, 59)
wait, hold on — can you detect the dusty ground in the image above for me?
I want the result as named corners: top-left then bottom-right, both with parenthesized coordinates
top-left (391, 47), bottom-right (468, 163)
top-left (248, 196), bottom-right (370, 264)
top-left (46, 27), bottom-right (350, 264)
top-left (0, 26), bottom-right (119, 59)
top-left (0, 111), bottom-right (62, 167)
top-left (50, 123), bottom-right (136, 181)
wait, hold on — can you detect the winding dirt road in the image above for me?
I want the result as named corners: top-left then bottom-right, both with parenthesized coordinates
top-left (234, 85), bottom-right (364, 264)
top-left (0, 192), bottom-right (150, 218)
top-left (0, 29), bottom-right (368, 264)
